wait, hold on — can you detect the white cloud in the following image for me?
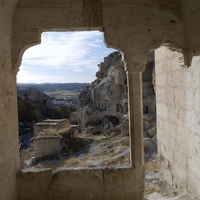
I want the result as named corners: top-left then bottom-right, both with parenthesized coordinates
top-left (17, 69), bottom-right (69, 83)
top-left (18, 31), bottom-right (116, 83)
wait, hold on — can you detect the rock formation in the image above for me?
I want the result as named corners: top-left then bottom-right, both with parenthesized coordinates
top-left (78, 52), bottom-right (128, 134)
top-left (18, 87), bottom-right (52, 109)
top-left (142, 52), bottom-right (157, 160)
top-left (78, 51), bottom-right (157, 158)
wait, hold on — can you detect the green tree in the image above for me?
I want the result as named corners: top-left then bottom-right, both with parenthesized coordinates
top-left (51, 105), bottom-right (70, 119)
top-left (18, 98), bottom-right (41, 125)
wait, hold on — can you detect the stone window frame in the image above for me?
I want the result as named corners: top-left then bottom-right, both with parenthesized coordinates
top-left (12, 25), bottom-right (145, 171)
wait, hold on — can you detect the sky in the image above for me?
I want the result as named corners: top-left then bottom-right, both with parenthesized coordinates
top-left (17, 31), bottom-right (116, 83)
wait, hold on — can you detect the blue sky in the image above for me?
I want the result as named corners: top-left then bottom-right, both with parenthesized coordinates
top-left (17, 31), bottom-right (116, 83)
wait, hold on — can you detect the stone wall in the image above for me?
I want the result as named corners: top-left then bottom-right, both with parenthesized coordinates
top-left (0, 2), bottom-right (20, 200)
top-left (155, 46), bottom-right (200, 199)
top-left (33, 137), bottom-right (61, 160)
top-left (34, 119), bottom-right (69, 135)
top-left (70, 111), bottom-right (78, 124)
top-left (17, 167), bottom-right (144, 200)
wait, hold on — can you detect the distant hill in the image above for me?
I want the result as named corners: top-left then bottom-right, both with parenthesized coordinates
top-left (17, 83), bottom-right (89, 92)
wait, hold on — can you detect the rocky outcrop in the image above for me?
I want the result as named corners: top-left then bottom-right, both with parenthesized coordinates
top-left (78, 51), bottom-right (157, 159)
top-left (17, 87), bottom-right (63, 122)
top-left (78, 52), bottom-right (128, 133)
top-left (18, 87), bottom-right (52, 109)
top-left (142, 52), bottom-right (157, 159)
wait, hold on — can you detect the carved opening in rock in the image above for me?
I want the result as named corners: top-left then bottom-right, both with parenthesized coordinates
top-left (105, 115), bottom-right (119, 126)
top-left (116, 103), bottom-right (121, 112)
top-left (144, 105), bottom-right (149, 114)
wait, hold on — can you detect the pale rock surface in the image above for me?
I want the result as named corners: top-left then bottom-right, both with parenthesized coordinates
top-left (121, 116), bottom-right (129, 137)
top-left (78, 52), bottom-right (127, 133)
top-left (78, 52), bottom-right (156, 140)
top-left (120, 137), bottom-right (129, 146)
top-left (148, 192), bottom-right (190, 200)
top-left (147, 127), bottom-right (157, 138)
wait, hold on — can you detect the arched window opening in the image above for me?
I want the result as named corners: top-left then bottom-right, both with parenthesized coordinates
top-left (17, 31), bottom-right (131, 170)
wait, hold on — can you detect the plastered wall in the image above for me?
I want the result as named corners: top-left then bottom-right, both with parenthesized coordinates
top-left (155, 46), bottom-right (200, 199)
top-left (0, 2), bottom-right (20, 200)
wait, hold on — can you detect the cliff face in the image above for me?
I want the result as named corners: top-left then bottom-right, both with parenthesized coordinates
top-left (78, 51), bottom-right (157, 159)
top-left (78, 52), bottom-right (128, 133)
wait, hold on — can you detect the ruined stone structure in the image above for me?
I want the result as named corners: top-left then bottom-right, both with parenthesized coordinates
top-left (33, 136), bottom-right (61, 160)
top-left (69, 111), bottom-right (78, 124)
top-left (1, 1), bottom-right (200, 200)
top-left (34, 119), bottom-right (69, 136)
top-left (32, 119), bottom-right (69, 163)
top-left (32, 126), bottom-right (75, 162)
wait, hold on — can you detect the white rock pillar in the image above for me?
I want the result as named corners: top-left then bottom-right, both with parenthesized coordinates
top-left (125, 62), bottom-right (145, 168)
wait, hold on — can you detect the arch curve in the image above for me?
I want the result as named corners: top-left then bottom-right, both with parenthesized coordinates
top-left (12, 28), bottom-right (41, 73)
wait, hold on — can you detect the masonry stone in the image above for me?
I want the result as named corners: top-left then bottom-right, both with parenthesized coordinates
top-left (156, 46), bottom-right (200, 198)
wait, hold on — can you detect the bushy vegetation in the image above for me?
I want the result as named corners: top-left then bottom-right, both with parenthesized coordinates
top-left (45, 105), bottom-right (76, 119)
top-left (18, 97), bottom-right (76, 125)
top-left (18, 98), bottom-right (41, 125)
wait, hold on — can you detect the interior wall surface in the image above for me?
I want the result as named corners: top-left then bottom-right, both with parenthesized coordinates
top-left (0, 2), bottom-right (20, 200)
top-left (155, 46), bottom-right (200, 199)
